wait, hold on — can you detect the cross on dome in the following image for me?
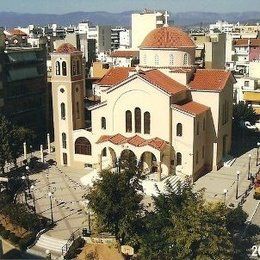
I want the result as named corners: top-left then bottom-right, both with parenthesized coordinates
top-left (164, 10), bottom-right (169, 27)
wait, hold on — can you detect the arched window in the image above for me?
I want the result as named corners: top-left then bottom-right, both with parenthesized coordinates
top-left (62, 61), bottom-right (67, 76)
top-left (72, 60), bottom-right (77, 75)
top-left (101, 117), bottom-right (106, 129)
top-left (62, 133), bottom-right (66, 149)
top-left (126, 110), bottom-right (132, 132)
top-left (76, 60), bottom-right (81, 74)
top-left (176, 123), bottom-right (182, 136)
top-left (61, 103), bottom-right (66, 119)
top-left (56, 61), bottom-right (60, 75)
top-left (75, 137), bottom-right (91, 155)
top-left (102, 147), bottom-right (107, 157)
top-left (169, 54), bottom-right (174, 66)
top-left (135, 108), bottom-right (141, 133)
top-left (144, 112), bottom-right (150, 134)
top-left (184, 53), bottom-right (188, 65)
top-left (155, 54), bottom-right (159, 66)
top-left (176, 152), bottom-right (182, 166)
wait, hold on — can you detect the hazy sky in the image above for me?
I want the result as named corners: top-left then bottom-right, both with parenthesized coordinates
top-left (1, 0), bottom-right (259, 14)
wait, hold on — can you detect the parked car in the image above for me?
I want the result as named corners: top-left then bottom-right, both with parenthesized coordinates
top-left (239, 121), bottom-right (257, 131)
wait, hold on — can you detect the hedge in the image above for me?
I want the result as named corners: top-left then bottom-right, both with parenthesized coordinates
top-left (18, 233), bottom-right (36, 251)
top-left (64, 237), bottom-right (85, 260)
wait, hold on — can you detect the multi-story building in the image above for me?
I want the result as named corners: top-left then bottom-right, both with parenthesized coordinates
top-left (209, 20), bottom-right (234, 34)
top-left (119, 29), bottom-right (131, 49)
top-left (1, 47), bottom-right (48, 141)
top-left (234, 61), bottom-right (260, 116)
top-left (51, 26), bottom-right (235, 181)
top-left (111, 27), bottom-right (131, 50)
top-left (232, 38), bottom-right (260, 74)
top-left (191, 32), bottom-right (226, 69)
top-left (131, 10), bottom-right (166, 50)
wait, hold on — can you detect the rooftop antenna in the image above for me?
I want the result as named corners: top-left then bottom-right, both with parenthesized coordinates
top-left (164, 10), bottom-right (169, 27)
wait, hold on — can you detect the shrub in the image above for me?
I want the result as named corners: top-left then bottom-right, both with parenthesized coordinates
top-left (64, 237), bottom-right (85, 260)
top-left (1, 229), bottom-right (10, 239)
top-left (0, 224), bottom-right (4, 232)
top-left (19, 233), bottom-right (36, 251)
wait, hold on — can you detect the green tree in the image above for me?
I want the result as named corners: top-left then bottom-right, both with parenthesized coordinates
top-left (233, 101), bottom-right (257, 125)
top-left (84, 169), bottom-right (143, 245)
top-left (9, 126), bottom-right (35, 166)
top-left (0, 115), bottom-right (12, 173)
top-left (0, 114), bottom-right (34, 172)
top-left (138, 181), bottom-right (235, 260)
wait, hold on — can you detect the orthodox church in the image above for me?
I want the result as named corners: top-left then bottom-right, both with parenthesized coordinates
top-left (51, 25), bottom-right (235, 181)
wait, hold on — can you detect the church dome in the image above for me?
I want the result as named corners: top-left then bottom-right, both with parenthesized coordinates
top-left (56, 43), bottom-right (78, 54)
top-left (140, 26), bottom-right (195, 49)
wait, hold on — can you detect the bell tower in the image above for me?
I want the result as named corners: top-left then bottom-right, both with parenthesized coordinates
top-left (51, 43), bottom-right (85, 166)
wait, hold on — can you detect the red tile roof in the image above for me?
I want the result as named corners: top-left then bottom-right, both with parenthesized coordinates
top-left (140, 26), bottom-right (196, 49)
top-left (139, 69), bottom-right (187, 95)
top-left (56, 43), bottom-right (79, 54)
top-left (97, 134), bottom-right (168, 151)
top-left (98, 68), bottom-right (187, 95)
top-left (97, 67), bottom-right (134, 86)
top-left (7, 29), bottom-right (27, 36)
top-left (170, 67), bottom-right (194, 73)
top-left (188, 69), bottom-right (232, 92)
top-left (233, 38), bottom-right (260, 47)
top-left (111, 50), bottom-right (139, 58)
top-left (173, 101), bottom-right (209, 116)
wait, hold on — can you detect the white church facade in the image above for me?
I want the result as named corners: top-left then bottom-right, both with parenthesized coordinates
top-left (51, 26), bottom-right (235, 181)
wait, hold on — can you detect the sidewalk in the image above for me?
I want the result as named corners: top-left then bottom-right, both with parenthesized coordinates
top-left (194, 148), bottom-right (259, 221)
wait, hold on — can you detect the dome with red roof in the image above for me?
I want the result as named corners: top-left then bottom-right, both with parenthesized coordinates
top-left (56, 43), bottom-right (79, 54)
top-left (140, 26), bottom-right (195, 49)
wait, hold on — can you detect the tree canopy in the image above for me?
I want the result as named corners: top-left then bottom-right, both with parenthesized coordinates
top-left (0, 114), bottom-right (34, 173)
top-left (84, 169), bottom-right (143, 245)
top-left (233, 101), bottom-right (257, 125)
top-left (85, 173), bottom-right (259, 259)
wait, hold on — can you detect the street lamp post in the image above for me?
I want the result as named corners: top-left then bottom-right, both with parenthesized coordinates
top-left (48, 192), bottom-right (54, 224)
top-left (30, 145), bottom-right (33, 160)
top-left (256, 142), bottom-right (260, 166)
top-left (248, 154), bottom-right (252, 180)
top-left (25, 166), bottom-right (31, 195)
top-left (223, 189), bottom-right (228, 204)
top-left (31, 185), bottom-right (36, 213)
top-left (236, 171), bottom-right (240, 199)
top-left (21, 176), bottom-right (27, 204)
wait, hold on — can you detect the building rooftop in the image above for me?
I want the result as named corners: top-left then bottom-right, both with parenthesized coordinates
top-left (233, 38), bottom-right (260, 47)
top-left (140, 26), bottom-right (196, 49)
top-left (97, 67), bottom-right (134, 86)
top-left (56, 43), bottom-right (79, 54)
top-left (97, 134), bottom-right (168, 151)
top-left (172, 101), bottom-right (209, 116)
top-left (110, 50), bottom-right (139, 58)
top-left (138, 69), bottom-right (187, 95)
top-left (188, 69), bottom-right (233, 92)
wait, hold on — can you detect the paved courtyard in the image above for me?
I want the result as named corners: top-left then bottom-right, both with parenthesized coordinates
top-left (194, 147), bottom-right (260, 226)
top-left (26, 152), bottom-right (92, 240)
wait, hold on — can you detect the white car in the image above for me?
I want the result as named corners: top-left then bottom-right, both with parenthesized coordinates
top-left (244, 121), bottom-right (257, 131)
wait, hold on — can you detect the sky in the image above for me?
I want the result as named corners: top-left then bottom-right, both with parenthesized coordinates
top-left (0, 0), bottom-right (259, 14)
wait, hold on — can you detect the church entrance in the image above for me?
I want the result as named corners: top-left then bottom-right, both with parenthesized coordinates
top-left (120, 149), bottom-right (137, 170)
top-left (140, 151), bottom-right (158, 175)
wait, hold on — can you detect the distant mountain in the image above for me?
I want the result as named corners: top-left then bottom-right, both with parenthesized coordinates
top-left (0, 11), bottom-right (259, 28)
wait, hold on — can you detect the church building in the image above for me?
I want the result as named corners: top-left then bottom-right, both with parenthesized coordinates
top-left (51, 25), bottom-right (235, 181)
